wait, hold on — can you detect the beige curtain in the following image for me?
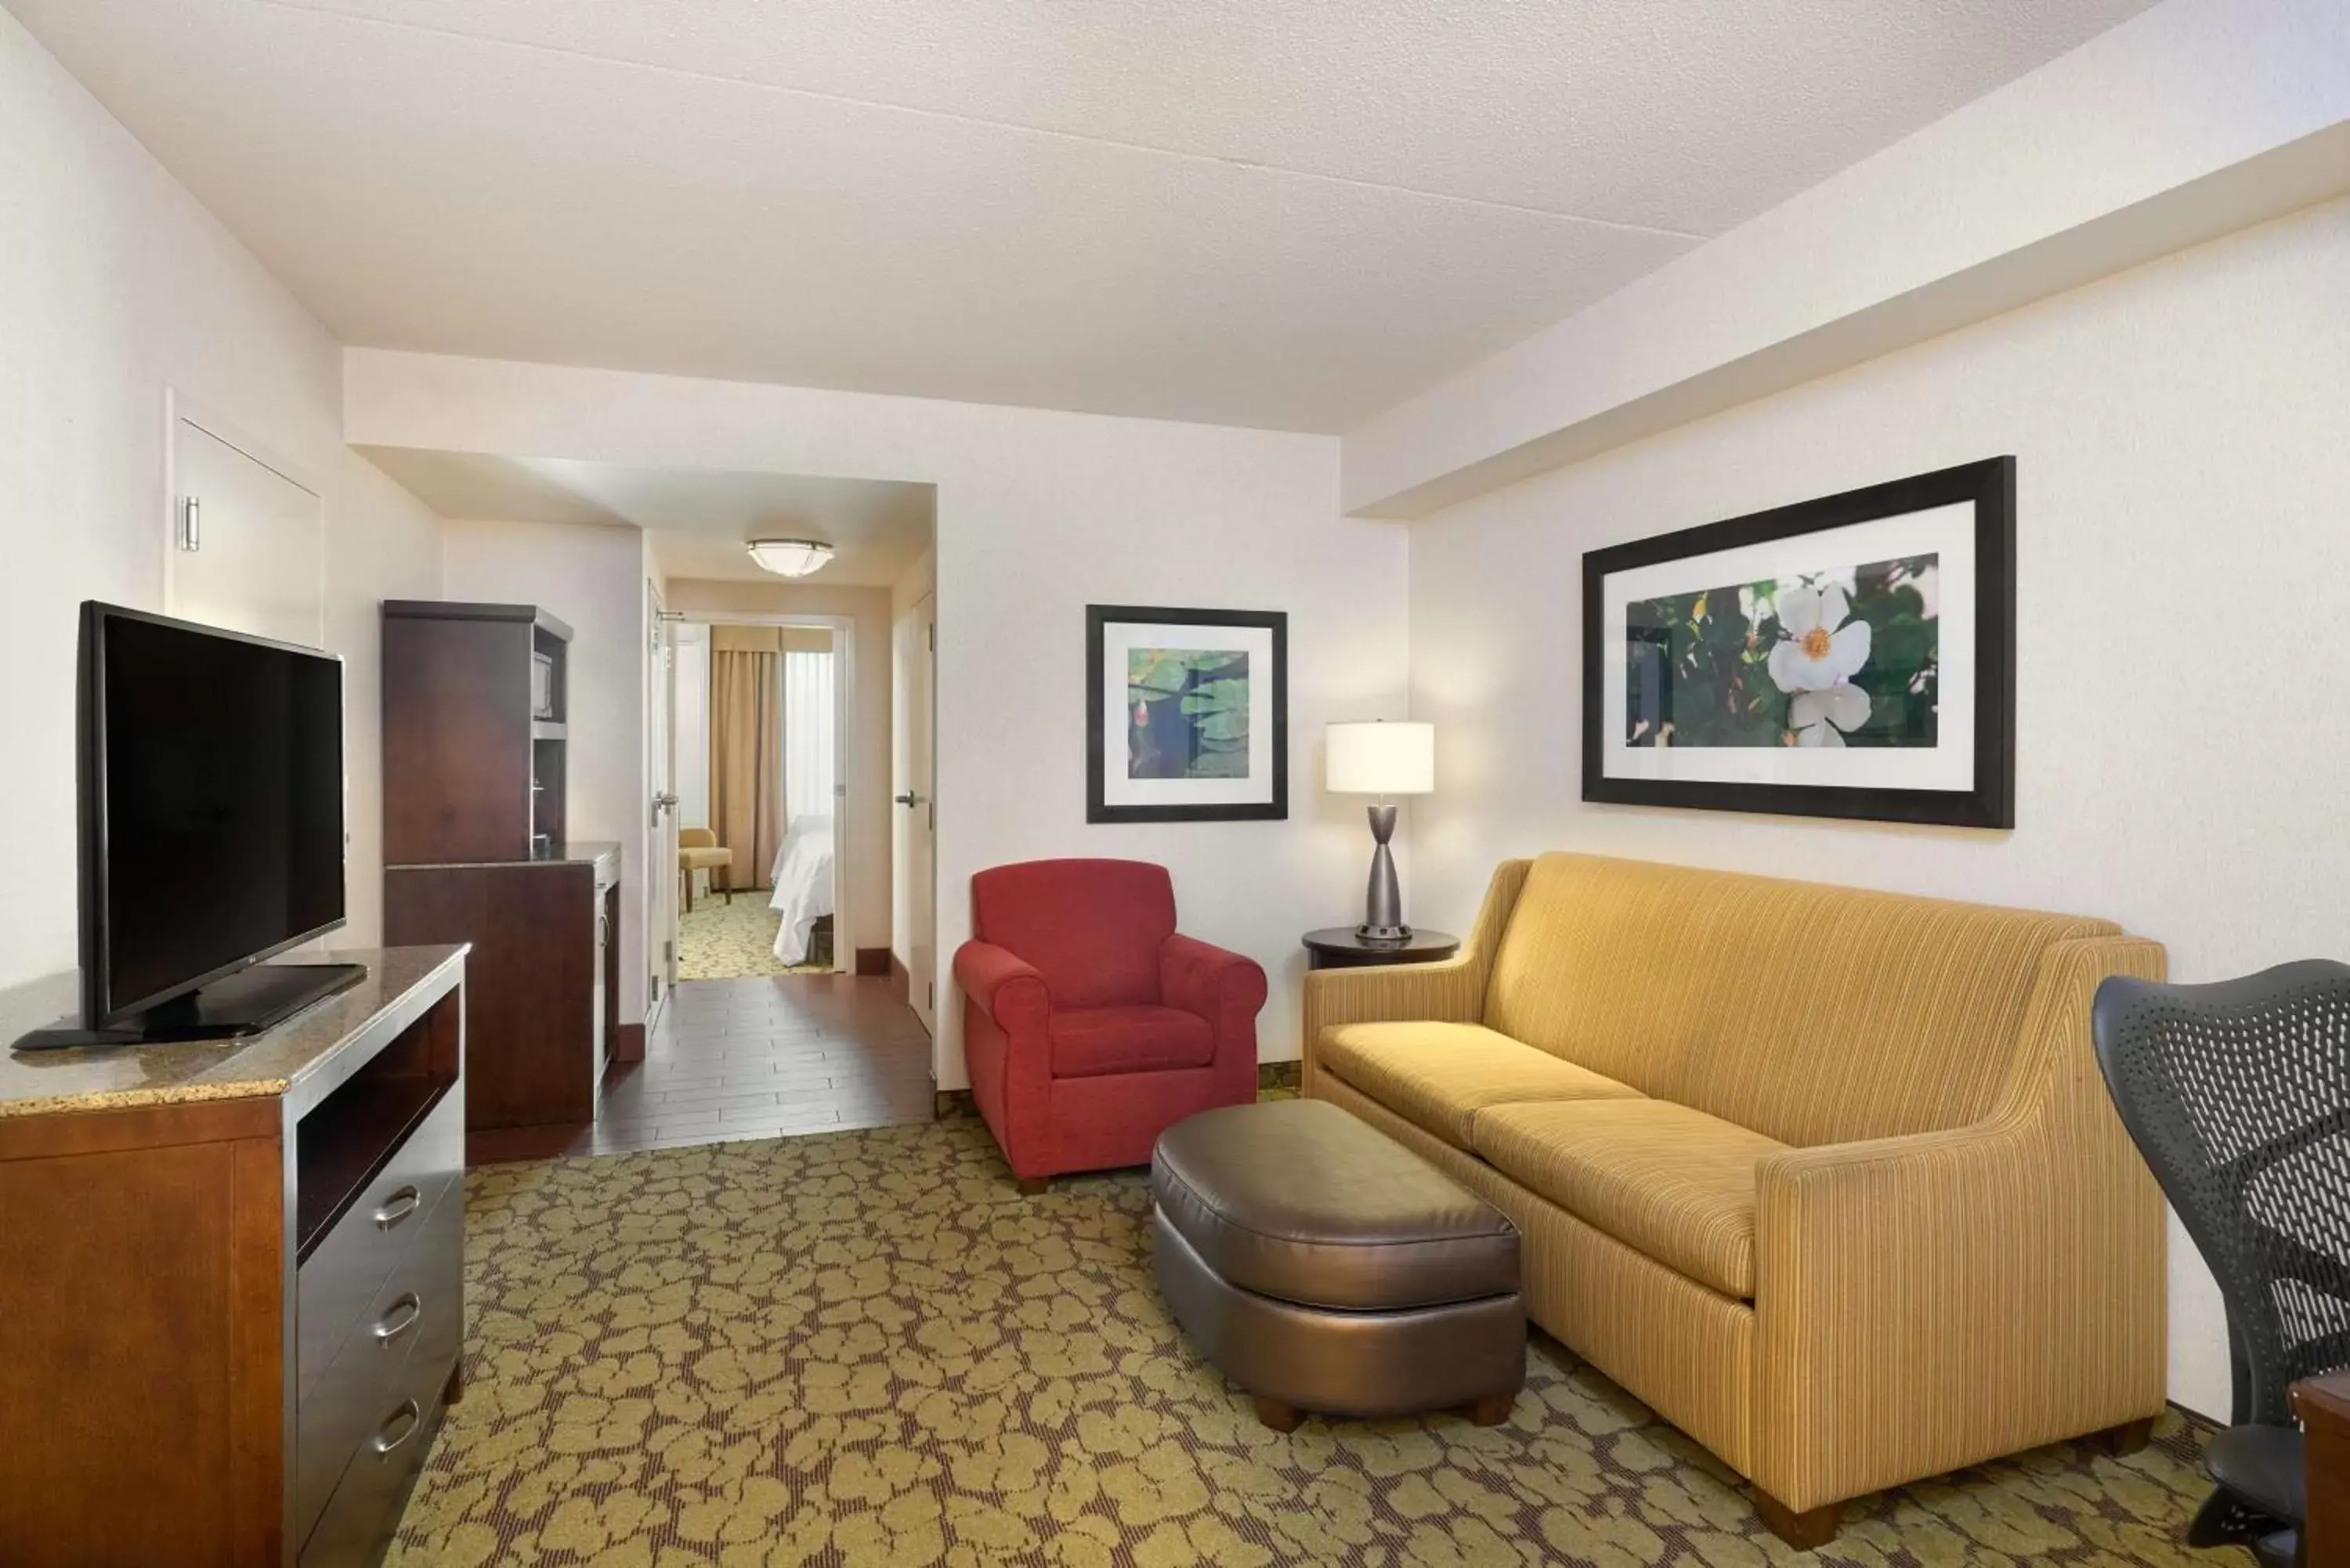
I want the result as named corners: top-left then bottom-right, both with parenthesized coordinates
top-left (708, 626), bottom-right (784, 891)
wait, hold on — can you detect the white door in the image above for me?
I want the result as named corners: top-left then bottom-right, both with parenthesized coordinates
top-left (898, 594), bottom-right (937, 1031)
top-left (168, 418), bottom-right (323, 648)
top-left (649, 595), bottom-right (680, 1008)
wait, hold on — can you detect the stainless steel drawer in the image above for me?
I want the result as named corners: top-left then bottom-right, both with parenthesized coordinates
top-left (295, 1346), bottom-right (450, 1568)
top-left (297, 1088), bottom-right (464, 1403)
top-left (295, 1175), bottom-right (462, 1548)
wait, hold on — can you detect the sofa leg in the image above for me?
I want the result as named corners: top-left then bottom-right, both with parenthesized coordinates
top-left (1253, 1396), bottom-right (1303, 1433)
top-left (1755, 1490), bottom-right (1842, 1550)
top-left (1462, 1393), bottom-right (1513, 1427)
top-left (1016, 1176), bottom-right (1050, 1196)
top-left (2094, 1415), bottom-right (2157, 1457)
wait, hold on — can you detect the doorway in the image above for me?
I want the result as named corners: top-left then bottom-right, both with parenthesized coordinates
top-left (671, 619), bottom-right (848, 981)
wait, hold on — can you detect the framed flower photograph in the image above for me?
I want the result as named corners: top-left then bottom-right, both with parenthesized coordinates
top-left (1087, 605), bottom-right (1287, 823)
top-left (1582, 457), bottom-right (2014, 828)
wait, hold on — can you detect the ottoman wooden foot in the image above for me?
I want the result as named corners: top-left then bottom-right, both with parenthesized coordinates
top-left (1253, 1396), bottom-right (1303, 1433)
top-left (1755, 1490), bottom-right (1842, 1550)
top-left (1462, 1392), bottom-right (1513, 1426)
top-left (1016, 1176), bottom-right (1050, 1196)
top-left (2093, 1415), bottom-right (2156, 1457)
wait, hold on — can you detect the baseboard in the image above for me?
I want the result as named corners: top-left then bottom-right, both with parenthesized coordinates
top-left (855, 947), bottom-right (891, 977)
top-left (613, 1022), bottom-right (645, 1064)
top-left (888, 952), bottom-right (910, 1004)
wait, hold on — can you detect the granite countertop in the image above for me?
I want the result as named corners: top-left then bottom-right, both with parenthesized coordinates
top-left (387, 840), bottom-right (620, 873)
top-left (0, 946), bottom-right (466, 1119)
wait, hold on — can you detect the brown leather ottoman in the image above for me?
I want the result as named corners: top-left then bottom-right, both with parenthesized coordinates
top-left (1151, 1098), bottom-right (1525, 1431)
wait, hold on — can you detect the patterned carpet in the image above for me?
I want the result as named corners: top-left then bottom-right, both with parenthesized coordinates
top-left (388, 1111), bottom-right (2218, 1567)
top-left (678, 892), bottom-right (827, 980)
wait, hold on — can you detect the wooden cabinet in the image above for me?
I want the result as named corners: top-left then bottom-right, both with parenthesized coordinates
top-left (381, 601), bottom-right (570, 865)
top-left (381, 601), bottom-right (620, 1136)
top-left (0, 948), bottom-right (466, 1568)
top-left (385, 848), bottom-right (620, 1131)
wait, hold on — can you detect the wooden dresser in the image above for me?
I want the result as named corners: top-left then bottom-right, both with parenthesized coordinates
top-left (0, 947), bottom-right (467, 1567)
top-left (381, 600), bottom-right (625, 1136)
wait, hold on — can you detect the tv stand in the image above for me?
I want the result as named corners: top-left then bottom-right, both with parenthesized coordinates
top-left (0, 945), bottom-right (467, 1566)
top-left (12, 960), bottom-right (367, 1050)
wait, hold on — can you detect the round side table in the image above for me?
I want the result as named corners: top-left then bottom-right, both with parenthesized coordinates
top-left (1301, 927), bottom-right (1461, 970)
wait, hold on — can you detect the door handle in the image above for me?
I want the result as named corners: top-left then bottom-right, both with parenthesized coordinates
top-left (894, 792), bottom-right (926, 807)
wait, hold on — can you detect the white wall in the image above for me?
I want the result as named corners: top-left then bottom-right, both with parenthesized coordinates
top-left (333, 454), bottom-right (450, 948)
top-left (1344, 0), bottom-right (2350, 515)
top-left (664, 579), bottom-right (895, 959)
top-left (0, 10), bottom-right (441, 1035)
top-left (439, 518), bottom-right (650, 1022)
top-left (344, 352), bottom-right (1413, 1082)
top-left (1407, 194), bottom-right (2350, 1419)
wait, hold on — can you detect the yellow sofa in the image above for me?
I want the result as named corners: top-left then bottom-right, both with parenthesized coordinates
top-left (1301, 853), bottom-right (2168, 1546)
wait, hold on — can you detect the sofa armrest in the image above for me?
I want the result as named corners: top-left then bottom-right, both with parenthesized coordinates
top-left (1162, 934), bottom-right (1268, 1067)
top-left (1748, 935), bottom-right (2169, 1513)
top-left (952, 941), bottom-right (1050, 1035)
top-left (1300, 859), bottom-right (1532, 1094)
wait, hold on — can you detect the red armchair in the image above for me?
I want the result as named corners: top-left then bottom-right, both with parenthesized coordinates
top-left (955, 859), bottom-right (1267, 1190)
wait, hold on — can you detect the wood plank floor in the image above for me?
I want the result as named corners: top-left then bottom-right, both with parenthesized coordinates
top-left (468, 974), bottom-right (933, 1165)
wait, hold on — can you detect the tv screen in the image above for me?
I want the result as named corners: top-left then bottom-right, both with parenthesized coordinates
top-left (86, 605), bottom-right (346, 1022)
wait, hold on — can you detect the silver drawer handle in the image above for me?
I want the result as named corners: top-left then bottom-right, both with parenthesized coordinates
top-left (371, 1398), bottom-right (421, 1456)
top-left (373, 1292), bottom-right (421, 1345)
top-left (374, 1186), bottom-right (421, 1229)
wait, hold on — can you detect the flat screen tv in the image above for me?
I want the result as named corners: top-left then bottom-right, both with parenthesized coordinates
top-left (20, 605), bottom-right (364, 1049)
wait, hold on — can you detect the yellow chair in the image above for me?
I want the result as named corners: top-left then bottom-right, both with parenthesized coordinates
top-left (678, 829), bottom-right (734, 913)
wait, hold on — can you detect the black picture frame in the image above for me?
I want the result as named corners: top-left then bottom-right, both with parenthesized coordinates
top-left (1087, 604), bottom-right (1289, 823)
top-left (1581, 457), bottom-right (2015, 829)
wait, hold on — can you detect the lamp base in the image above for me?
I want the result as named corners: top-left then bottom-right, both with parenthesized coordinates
top-left (1358, 804), bottom-right (1410, 944)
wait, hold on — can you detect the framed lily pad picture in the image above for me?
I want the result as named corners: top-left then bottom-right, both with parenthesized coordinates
top-left (1088, 605), bottom-right (1287, 822)
top-left (1583, 457), bottom-right (2014, 828)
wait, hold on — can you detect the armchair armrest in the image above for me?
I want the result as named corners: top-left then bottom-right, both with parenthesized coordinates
top-left (1747, 935), bottom-right (2169, 1513)
top-left (1161, 934), bottom-right (1268, 1062)
top-left (952, 941), bottom-right (1050, 1035)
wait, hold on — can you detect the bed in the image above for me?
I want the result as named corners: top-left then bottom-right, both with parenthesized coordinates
top-left (768, 814), bottom-right (837, 966)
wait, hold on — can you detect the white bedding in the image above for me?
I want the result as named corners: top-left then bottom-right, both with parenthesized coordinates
top-left (768, 814), bottom-right (837, 965)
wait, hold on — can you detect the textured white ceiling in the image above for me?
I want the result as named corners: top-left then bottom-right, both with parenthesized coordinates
top-left (15, 0), bottom-right (2156, 431)
top-left (358, 449), bottom-right (935, 586)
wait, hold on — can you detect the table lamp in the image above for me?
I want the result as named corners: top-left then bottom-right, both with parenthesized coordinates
top-left (1326, 721), bottom-right (1435, 942)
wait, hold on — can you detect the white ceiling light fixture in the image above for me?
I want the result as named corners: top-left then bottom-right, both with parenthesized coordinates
top-left (746, 538), bottom-right (835, 577)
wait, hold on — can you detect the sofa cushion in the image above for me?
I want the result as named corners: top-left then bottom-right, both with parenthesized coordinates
top-left (1052, 1004), bottom-right (1213, 1078)
top-left (1318, 1022), bottom-right (1643, 1150)
top-left (1470, 1099), bottom-right (1788, 1299)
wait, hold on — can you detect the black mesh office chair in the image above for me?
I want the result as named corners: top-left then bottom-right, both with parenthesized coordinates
top-left (2093, 960), bottom-right (2350, 1568)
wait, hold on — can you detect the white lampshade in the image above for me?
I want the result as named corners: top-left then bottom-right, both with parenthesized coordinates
top-left (1326, 721), bottom-right (1435, 795)
top-left (746, 538), bottom-right (835, 577)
